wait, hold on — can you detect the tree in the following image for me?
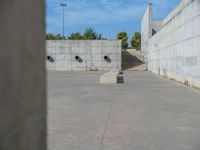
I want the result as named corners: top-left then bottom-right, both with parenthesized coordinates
top-left (46, 33), bottom-right (65, 40)
top-left (54, 34), bottom-right (65, 40)
top-left (46, 33), bottom-right (55, 40)
top-left (131, 32), bottom-right (141, 50)
top-left (117, 32), bottom-right (128, 50)
top-left (83, 28), bottom-right (103, 40)
top-left (68, 32), bottom-right (83, 40)
top-left (47, 28), bottom-right (105, 40)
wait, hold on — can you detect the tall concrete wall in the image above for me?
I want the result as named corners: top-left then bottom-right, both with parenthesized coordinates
top-left (0, 1), bottom-right (46, 150)
top-left (46, 40), bottom-right (122, 71)
top-left (142, 0), bottom-right (200, 88)
top-left (141, 4), bottom-right (153, 63)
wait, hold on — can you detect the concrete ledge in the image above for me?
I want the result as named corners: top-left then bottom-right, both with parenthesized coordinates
top-left (100, 71), bottom-right (124, 84)
top-left (100, 71), bottom-right (118, 84)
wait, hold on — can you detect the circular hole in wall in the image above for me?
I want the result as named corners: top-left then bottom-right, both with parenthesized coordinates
top-left (104, 56), bottom-right (108, 60)
top-left (47, 56), bottom-right (55, 63)
top-left (75, 56), bottom-right (79, 60)
top-left (75, 56), bottom-right (83, 63)
top-left (104, 56), bottom-right (112, 63)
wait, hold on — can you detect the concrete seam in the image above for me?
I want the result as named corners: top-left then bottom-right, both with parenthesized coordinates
top-left (99, 99), bottom-right (113, 150)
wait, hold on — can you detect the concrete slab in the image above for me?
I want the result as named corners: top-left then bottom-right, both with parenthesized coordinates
top-left (48, 71), bottom-right (200, 150)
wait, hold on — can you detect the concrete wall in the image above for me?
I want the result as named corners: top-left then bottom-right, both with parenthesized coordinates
top-left (0, 1), bottom-right (46, 150)
top-left (142, 0), bottom-right (200, 88)
top-left (46, 40), bottom-right (122, 71)
top-left (141, 4), bottom-right (153, 63)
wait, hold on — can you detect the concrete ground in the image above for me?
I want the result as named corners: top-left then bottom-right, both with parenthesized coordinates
top-left (48, 71), bottom-right (200, 150)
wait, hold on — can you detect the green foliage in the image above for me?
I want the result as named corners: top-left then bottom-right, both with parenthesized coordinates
top-left (131, 32), bottom-right (141, 50)
top-left (46, 28), bottom-right (107, 41)
top-left (117, 32), bottom-right (128, 50)
top-left (83, 28), bottom-right (103, 40)
top-left (46, 33), bottom-right (65, 40)
top-left (68, 32), bottom-right (84, 40)
top-left (59, 28), bottom-right (104, 40)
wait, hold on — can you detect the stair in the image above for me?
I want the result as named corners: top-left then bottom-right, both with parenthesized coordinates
top-left (122, 49), bottom-right (147, 71)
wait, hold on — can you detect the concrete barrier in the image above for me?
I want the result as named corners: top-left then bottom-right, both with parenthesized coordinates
top-left (46, 40), bottom-right (122, 71)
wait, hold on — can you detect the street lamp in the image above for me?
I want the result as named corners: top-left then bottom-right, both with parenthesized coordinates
top-left (60, 3), bottom-right (67, 38)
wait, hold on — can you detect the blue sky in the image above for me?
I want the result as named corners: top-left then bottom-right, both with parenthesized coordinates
top-left (46, 0), bottom-right (181, 41)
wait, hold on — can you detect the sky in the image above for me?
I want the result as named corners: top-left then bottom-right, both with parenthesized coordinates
top-left (46, 0), bottom-right (181, 41)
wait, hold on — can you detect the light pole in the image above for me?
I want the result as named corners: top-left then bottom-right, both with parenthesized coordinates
top-left (60, 3), bottom-right (67, 38)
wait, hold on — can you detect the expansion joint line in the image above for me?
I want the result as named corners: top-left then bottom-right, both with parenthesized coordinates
top-left (99, 98), bottom-right (113, 150)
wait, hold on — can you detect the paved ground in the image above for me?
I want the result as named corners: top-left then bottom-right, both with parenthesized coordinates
top-left (48, 71), bottom-right (200, 150)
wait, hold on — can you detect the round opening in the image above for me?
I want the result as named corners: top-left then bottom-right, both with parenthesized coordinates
top-left (104, 56), bottom-right (111, 63)
top-left (75, 56), bottom-right (79, 60)
top-left (47, 56), bottom-right (54, 63)
top-left (75, 56), bottom-right (83, 63)
top-left (104, 56), bottom-right (108, 60)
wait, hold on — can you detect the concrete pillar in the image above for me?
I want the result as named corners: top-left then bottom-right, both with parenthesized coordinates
top-left (0, 0), bottom-right (46, 150)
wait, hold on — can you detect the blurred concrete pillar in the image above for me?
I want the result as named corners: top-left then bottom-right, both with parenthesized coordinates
top-left (0, 0), bottom-right (46, 150)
